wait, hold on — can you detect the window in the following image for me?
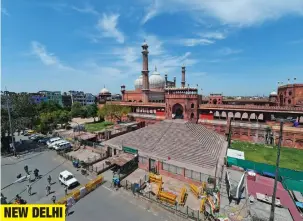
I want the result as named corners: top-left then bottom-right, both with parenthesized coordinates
top-left (288, 99), bottom-right (291, 104)
top-left (191, 103), bottom-right (194, 108)
top-left (289, 91), bottom-right (292, 96)
top-left (185, 169), bottom-right (192, 178)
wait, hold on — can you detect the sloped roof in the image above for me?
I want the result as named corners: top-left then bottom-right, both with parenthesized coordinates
top-left (104, 120), bottom-right (227, 175)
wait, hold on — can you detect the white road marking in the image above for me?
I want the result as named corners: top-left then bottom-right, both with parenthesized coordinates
top-left (103, 186), bottom-right (114, 192)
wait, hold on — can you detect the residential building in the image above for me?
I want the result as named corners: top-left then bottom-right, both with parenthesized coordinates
top-left (30, 93), bottom-right (48, 104)
top-left (62, 92), bottom-right (72, 108)
top-left (69, 90), bottom-right (86, 105)
top-left (85, 93), bottom-right (96, 105)
top-left (67, 90), bottom-right (96, 106)
top-left (38, 91), bottom-right (63, 106)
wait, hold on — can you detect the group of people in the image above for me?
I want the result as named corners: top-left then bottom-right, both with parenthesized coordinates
top-left (22, 165), bottom-right (68, 204)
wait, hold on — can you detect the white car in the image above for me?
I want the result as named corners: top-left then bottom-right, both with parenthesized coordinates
top-left (53, 141), bottom-right (72, 151)
top-left (48, 139), bottom-right (66, 149)
top-left (58, 170), bottom-right (79, 189)
top-left (47, 137), bottom-right (61, 146)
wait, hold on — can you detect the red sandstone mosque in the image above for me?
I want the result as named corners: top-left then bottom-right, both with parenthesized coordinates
top-left (101, 41), bottom-right (303, 148)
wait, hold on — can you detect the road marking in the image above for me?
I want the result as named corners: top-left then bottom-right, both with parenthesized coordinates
top-left (103, 186), bottom-right (114, 192)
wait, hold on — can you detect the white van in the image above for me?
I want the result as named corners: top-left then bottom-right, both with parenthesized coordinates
top-left (48, 139), bottom-right (66, 149)
top-left (54, 141), bottom-right (71, 151)
top-left (47, 137), bottom-right (61, 146)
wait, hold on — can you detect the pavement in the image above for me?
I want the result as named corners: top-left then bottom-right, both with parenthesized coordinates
top-left (1, 138), bottom-right (186, 221)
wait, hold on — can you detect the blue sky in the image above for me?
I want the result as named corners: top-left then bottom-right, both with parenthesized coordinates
top-left (2, 0), bottom-right (303, 96)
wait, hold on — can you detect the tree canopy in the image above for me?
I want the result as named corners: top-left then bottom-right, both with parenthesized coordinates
top-left (98, 104), bottom-right (131, 121)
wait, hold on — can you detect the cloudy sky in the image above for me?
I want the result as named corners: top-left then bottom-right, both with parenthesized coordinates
top-left (2, 0), bottom-right (303, 96)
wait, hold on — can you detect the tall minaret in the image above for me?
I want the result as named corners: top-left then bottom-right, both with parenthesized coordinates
top-left (181, 65), bottom-right (186, 88)
top-left (141, 40), bottom-right (150, 103)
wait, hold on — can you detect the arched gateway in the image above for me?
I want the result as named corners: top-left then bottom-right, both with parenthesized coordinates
top-left (172, 103), bottom-right (184, 119)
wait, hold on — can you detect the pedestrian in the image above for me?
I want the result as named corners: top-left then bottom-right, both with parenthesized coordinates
top-left (47, 175), bottom-right (52, 185)
top-left (46, 185), bottom-right (51, 196)
top-left (24, 165), bottom-right (29, 175)
top-left (27, 185), bottom-right (32, 196)
top-left (34, 169), bottom-right (39, 180)
top-left (51, 195), bottom-right (56, 204)
top-left (65, 204), bottom-right (69, 216)
top-left (64, 186), bottom-right (68, 196)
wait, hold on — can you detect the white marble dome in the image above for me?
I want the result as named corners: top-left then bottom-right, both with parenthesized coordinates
top-left (149, 67), bottom-right (165, 89)
top-left (270, 91), bottom-right (277, 96)
top-left (100, 87), bottom-right (110, 94)
top-left (134, 75), bottom-right (143, 89)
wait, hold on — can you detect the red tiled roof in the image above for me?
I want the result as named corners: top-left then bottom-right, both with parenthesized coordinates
top-left (247, 174), bottom-right (301, 221)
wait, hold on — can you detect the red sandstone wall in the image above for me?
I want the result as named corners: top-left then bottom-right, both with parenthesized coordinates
top-left (199, 113), bottom-right (214, 120)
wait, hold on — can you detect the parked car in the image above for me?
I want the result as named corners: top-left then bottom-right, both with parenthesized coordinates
top-left (54, 141), bottom-right (72, 151)
top-left (33, 136), bottom-right (45, 142)
top-left (46, 137), bottom-right (61, 146)
top-left (58, 170), bottom-right (79, 189)
top-left (38, 138), bottom-right (50, 145)
top-left (29, 134), bottom-right (41, 140)
top-left (48, 140), bottom-right (67, 149)
top-left (27, 130), bottom-right (36, 135)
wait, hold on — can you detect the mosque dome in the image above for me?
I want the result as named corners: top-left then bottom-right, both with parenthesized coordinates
top-left (149, 66), bottom-right (165, 89)
top-left (270, 91), bottom-right (277, 96)
top-left (100, 87), bottom-right (110, 94)
top-left (134, 75), bottom-right (143, 89)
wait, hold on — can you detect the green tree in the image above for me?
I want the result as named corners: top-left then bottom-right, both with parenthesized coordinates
top-left (87, 104), bottom-right (98, 121)
top-left (98, 104), bottom-right (131, 122)
top-left (71, 102), bottom-right (82, 117)
top-left (80, 106), bottom-right (88, 118)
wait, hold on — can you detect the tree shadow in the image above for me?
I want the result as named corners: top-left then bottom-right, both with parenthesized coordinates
top-left (30, 192), bottom-right (37, 196)
top-left (50, 181), bottom-right (56, 185)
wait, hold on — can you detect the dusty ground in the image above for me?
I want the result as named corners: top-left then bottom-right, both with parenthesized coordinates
top-left (67, 149), bottom-right (101, 163)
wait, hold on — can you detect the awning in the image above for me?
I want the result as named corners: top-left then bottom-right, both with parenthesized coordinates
top-left (109, 153), bottom-right (136, 167)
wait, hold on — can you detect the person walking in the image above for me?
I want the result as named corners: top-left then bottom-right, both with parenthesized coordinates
top-left (24, 165), bottom-right (29, 175)
top-left (51, 195), bottom-right (56, 204)
top-left (46, 185), bottom-right (51, 196)
top-left (27, 185), bottom-right (32, 196)
top-left (64, 186), bottom-right (68, 196)
top-left (47, 175), bottom-right (52, 185)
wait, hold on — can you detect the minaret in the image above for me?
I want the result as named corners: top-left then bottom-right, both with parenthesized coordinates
top-left (181, 65), bottom-right (186, 88)
top-left (141, 40), bottom-right (150, 103)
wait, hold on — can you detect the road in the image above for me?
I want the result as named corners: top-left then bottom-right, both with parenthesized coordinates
top-left (1, 140), bottom-right (184, 221)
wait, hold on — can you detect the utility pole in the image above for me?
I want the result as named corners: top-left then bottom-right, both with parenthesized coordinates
top-left (269, 120), bottom-right (284, 221)
top-left (227, 118), bottom-right (233, 149)
top-left (5, 88), bottom-right (16, 156)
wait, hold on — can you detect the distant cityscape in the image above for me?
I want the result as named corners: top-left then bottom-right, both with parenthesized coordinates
top-left (1, 88), bottom-right (122, 108)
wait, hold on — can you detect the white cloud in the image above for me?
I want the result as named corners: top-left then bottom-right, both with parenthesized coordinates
top-left (141, 0), bottom-right (303, 26)
top-left (217, 47), bottom-right (242, 56)
top-left (71, 4), bottom-right (99, 16)
top-left (31, 41), bottom-right (75, 71)
top-left (181, 38), bottom-right (214, 47)
top-left (97, 14), bottom-right (125, 43)
top-left (1, 7), bottom-right (10, 16)
top-left (198, 31), bottom-right (226, 40)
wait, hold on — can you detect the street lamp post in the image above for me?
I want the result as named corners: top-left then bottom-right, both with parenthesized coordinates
top-left (269, 119), bottom-right (287, 221)
top-left (5, 88), bottom-right (16, 156)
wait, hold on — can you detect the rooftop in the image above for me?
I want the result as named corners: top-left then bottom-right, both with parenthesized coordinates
top-left (104, 120), bottom-right (227, 176)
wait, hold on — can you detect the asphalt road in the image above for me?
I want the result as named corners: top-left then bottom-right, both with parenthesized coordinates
top-left (1, 141), bottom-right (184, 221)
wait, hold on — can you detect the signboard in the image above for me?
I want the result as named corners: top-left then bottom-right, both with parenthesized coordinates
top-left (1, 205), bottom-right (65, 221)
top-left (123, 146), bottom-right (138, 155)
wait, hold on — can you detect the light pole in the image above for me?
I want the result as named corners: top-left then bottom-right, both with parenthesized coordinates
top-left (5, 88), bottom-right (16, 156)
top-left (269, 118), bottom-right (289, 221)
